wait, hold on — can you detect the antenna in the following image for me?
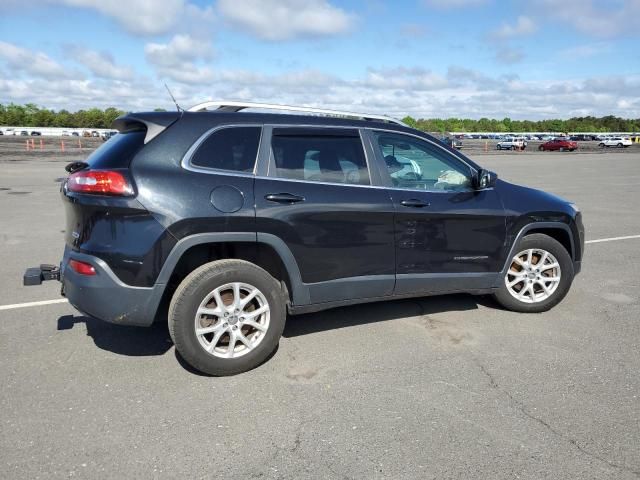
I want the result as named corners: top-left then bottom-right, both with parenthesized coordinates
top-left (164, 83), bottom-right (183, 112)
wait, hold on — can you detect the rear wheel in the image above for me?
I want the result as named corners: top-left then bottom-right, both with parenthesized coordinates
top-left (493, 234), bottom-right (574, 313)
top-left (169, 259), bottom-right (286, 376)
top-left (538, 145), bottom-right (544, 151)
top-left (617, 143), bottom-right (623, 148)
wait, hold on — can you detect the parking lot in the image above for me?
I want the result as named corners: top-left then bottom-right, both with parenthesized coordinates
top-left (1, 145), bottom-right (639, 479)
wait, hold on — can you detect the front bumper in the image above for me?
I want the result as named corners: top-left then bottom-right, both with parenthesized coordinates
top-left (59, 246), bottom-right (163, 326)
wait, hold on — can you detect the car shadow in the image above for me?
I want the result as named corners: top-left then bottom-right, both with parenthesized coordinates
top-left (56, 294), bottom-right (497, 370)
top-left (283, 293), bottom-right (489, 338)
top-left (57, 314), bottom-right (173, 357)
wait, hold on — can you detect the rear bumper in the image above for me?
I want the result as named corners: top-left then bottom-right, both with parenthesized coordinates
top-left (60, 246), bottom-right (163, 327)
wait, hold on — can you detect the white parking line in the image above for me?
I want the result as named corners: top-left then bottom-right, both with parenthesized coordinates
top-left (0, 298), bottom-right (68, 311)
top-left (585, 234), bottom-right (640, 244)
top-left (1, 233), bottom-right (639, 312)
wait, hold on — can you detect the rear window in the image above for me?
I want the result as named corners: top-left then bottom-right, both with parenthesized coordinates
top-left (190, 126), bottom-right (261, 172)
top-left (86, 131), bottom-right (145, 169)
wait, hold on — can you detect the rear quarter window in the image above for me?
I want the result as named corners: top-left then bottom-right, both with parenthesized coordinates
top-left (190, 126), bottom-right (262, 172)
top-left (85, 131), bottom-right (146, 169)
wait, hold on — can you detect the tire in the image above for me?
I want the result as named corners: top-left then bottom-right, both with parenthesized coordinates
top-left (169, 259), bottom-right (286, 376)
top-left (492, 233), bottom-right (574, 313)
top-left (496, 145), bottom-right (501, 150)
top-left (538, 145), bottom-right (544, 151)
top-left (511, 145), bottom-right (516, 151)
top-left (617, 143), bottom-right (623, 148)
top-left (599, 143), bottom-right (605, 148)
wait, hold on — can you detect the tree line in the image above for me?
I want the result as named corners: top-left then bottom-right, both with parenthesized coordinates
top-left (401, 115), bottom-right (640, 133)
top-left (1, 103), bottom-right (638, 132)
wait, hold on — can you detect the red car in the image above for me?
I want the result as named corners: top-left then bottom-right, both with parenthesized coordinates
top-left (539, 138), bottom-right (578, 152)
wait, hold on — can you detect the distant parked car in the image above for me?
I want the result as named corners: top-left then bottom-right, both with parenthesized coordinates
top-left (30, 131), bottom-right (42, 136)
top-left (539, 138), bottom-right (578, 152)
top-left (20, 130), bottom-right (29, 136)
top-left (599, 137), bottom-right (632, 148)
top-left (71, 132), bottom-right (80, 137)
top-left (440, 136), bottom-right (463, 149)
top-left (101, 130), bottom-right (118, 141)
top-left (91, 131), bottom-right (100, 137)
top-left (62, 131), bottom-right (70, 136)
top-left (496, 137), bottom-right (526, 150)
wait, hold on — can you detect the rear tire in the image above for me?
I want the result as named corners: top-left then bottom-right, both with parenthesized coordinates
top-left (169, 259), bottom-right (286, 376)
top-left (538, 145), bottom-right (544, 151)
top-left (617, 143), bottom-right (623, 148)
top-left (493, 234), bottom-right (574, 313)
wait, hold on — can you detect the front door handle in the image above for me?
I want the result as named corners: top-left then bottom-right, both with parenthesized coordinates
top-left (265, 193), bottom-right (305, 204)
top-left (400, 199), bottom-right (430, 208)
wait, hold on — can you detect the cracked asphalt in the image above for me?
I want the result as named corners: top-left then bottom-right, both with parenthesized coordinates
top-left (1, 149), bottom-right (639, 479)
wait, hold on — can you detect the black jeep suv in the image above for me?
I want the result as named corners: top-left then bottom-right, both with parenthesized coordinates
top-left (25, 102), bottom-right (584, 376)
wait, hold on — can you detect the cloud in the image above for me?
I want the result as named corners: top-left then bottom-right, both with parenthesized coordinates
top-left (145, 34), bottom-right (215, 85)
top-left (2, 52), bottom-right (640, 120)
top-left (18, 0), bottom-right (214, 36)
top-left (0, 41), bottom-right (75, 79)
top-left (489, 16), bottom-right (536, 40)
top-left (216, 0), bottom-right (355, 40)
top-left (422, 0), bottom-right (488, 8)
top-left (494, 46), bottom-right (525, 64)
top-left (67, 46), bottom-right (134, 80)
top-left (559, 42), bottom-right (612, 59)
top-left (400, 23), bottom-right (430, 38)
top-left (531, 0), bottom-right (640, 37)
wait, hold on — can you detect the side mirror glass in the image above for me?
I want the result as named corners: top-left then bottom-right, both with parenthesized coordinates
top-left (476, 169), bottom-right (497, 189)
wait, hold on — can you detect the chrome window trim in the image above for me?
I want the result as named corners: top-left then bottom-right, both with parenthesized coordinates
top-left (181, 123), bottom-right (264, 176)
top-left (266, 123), bottom-right (373, 187)
top-left (366, 127), bottom-right (478, 194)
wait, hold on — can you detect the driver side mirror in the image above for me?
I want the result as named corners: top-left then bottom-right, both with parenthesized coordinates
top-left (475, 169), bottom-right (497, 189)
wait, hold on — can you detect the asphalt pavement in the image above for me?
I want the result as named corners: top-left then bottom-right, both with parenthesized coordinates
top-left (1, 150), bottom-right (639, 479)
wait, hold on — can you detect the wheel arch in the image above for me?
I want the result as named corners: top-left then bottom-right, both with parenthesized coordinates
top-left (501, 222), bottom-right (575, 275)
top-left (153, 233), bottom-right (309, 319)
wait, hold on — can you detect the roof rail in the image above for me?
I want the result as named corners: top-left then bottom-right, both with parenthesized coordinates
top-left (187, 100), bottom-right (407, 126)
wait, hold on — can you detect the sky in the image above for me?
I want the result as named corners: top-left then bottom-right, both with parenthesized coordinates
top-left (0, 0), bottom-right (639, 119)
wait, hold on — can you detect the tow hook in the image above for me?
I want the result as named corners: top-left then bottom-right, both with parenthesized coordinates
top-left (23, 264), bottom-right (61, 286)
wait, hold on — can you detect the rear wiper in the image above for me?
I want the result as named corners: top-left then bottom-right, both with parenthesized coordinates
top-left (65, 161), bottom-right (89, 174)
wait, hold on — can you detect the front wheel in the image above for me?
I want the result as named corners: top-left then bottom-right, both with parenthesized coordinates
top-left (169, 259), bottom-right (286, 376)
top-left (538, 145), bottom-right (544, 151)
top-left (599, 143), bottom-right (605, 148)
top-left (493, 234), bottom-right (574, 313)
top-left (617, 143), bottom-right (623, 148)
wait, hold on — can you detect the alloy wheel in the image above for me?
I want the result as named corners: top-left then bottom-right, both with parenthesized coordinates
top-left (194, 282), bottom-right (270, 358)
top-left (505, 248), bottom-right (561, 303)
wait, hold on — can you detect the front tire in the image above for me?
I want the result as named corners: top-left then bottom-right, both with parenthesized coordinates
top-left (169, 259), bottom-right (286, 376)
top-left (493, 234), bottom-right (574, 313)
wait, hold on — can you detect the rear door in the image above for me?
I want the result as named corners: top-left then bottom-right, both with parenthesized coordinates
top-left (254, 126), bottom-right (395, 305)
top-left (366, 129), bottom-right (507, 295)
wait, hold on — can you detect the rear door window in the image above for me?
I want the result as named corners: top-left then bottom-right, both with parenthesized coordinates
top-left (190, 126), bottom-right (262, 172)
top-left (271, 128), bottom-right (370, 186)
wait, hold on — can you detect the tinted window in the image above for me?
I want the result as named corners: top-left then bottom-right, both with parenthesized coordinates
top-left (191, 127), bottom-right (261, 172)
top-left (86, 131), bottom-right (145, 169)
top-left (374, 131), bottom-right (472, 191)
top-left (271, 129), bottom-right (369, 185)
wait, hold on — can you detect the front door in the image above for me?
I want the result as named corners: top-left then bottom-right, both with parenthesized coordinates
top-left (367, 130), bottom-right (507, 295)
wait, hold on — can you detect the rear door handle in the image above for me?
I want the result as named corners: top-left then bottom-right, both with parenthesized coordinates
top-left (265, 193), bottom-right (305, 204)
top-left (400, 199), bottom-right (430, 208)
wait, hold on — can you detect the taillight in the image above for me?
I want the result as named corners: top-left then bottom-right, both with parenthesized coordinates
top-left (69, 259), bottom-right (96, 276)
top-left (67, 170), bottom-right (133, 196)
